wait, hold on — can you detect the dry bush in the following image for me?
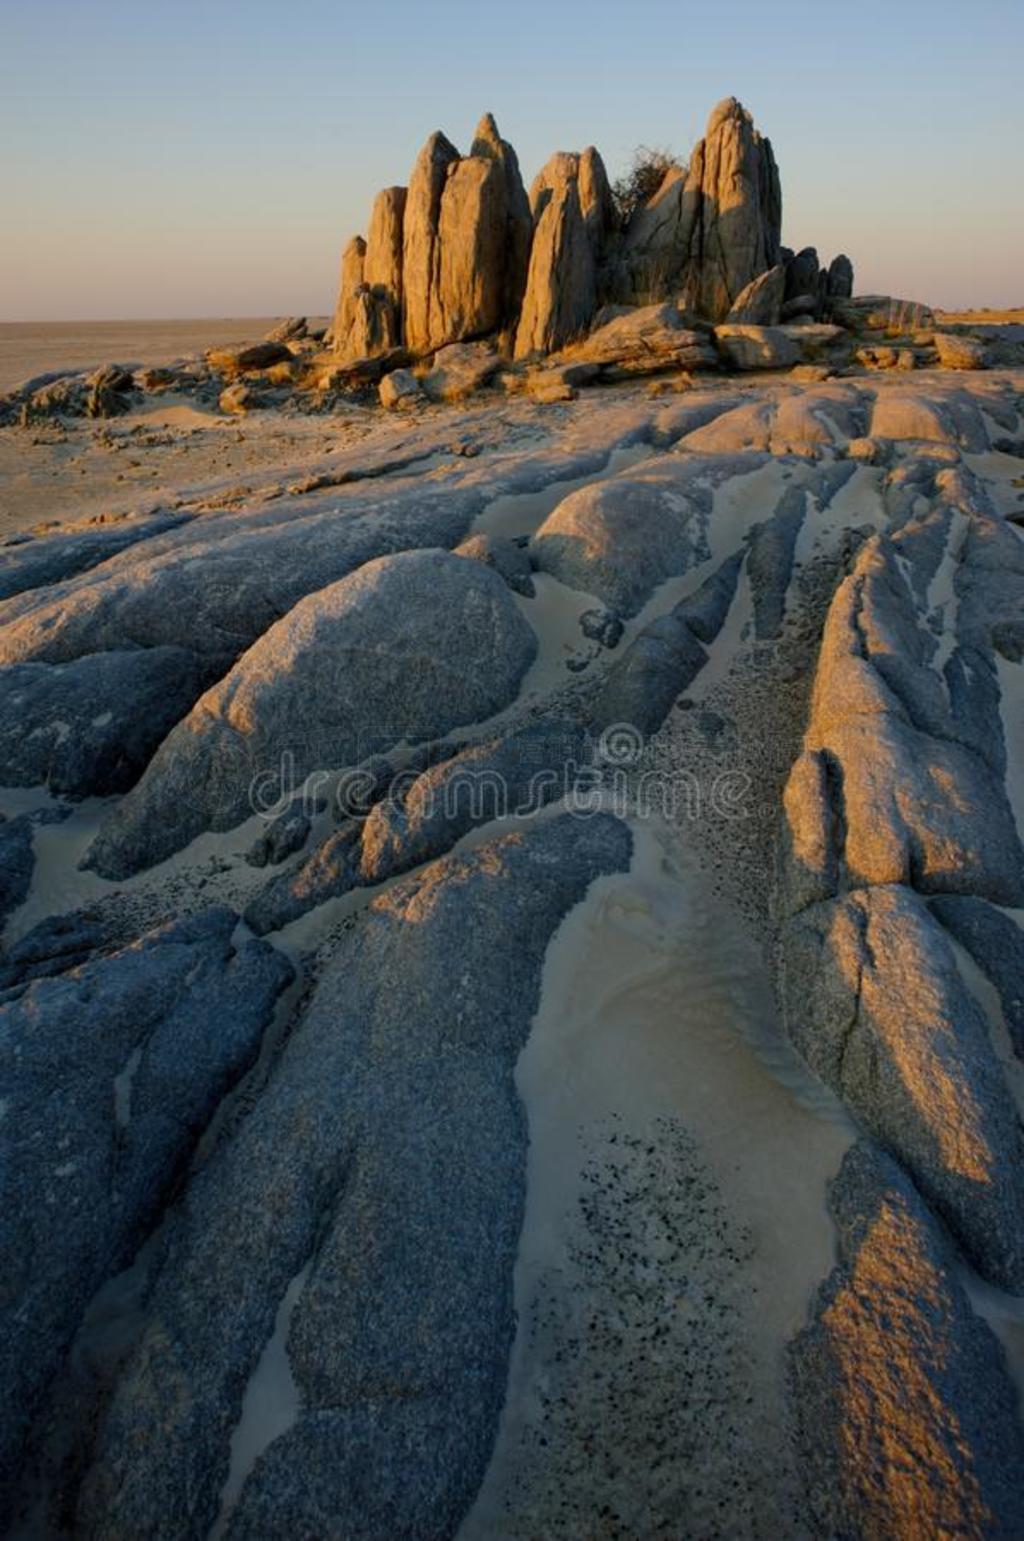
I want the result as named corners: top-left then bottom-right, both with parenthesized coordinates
top-left (612, 145), bottom-right (686, 226)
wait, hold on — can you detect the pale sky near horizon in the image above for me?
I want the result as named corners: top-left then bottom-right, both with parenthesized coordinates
top-left (2, 0), bottom-right (1022, 321)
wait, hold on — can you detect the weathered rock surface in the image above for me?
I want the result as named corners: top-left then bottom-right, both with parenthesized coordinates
top-left (0, 814), bottom-right (34, 928)
top-left (243, 819), bottom-right (363, 935)
top-left (514, 149), bottom-right (612, 358)
top-left (0, 647), bottom-right (202, 796)
top-left (790, 1140), bottom-right (1024, 1539)
top-left (784, 536), bottom-right (1024, 907)
top-left (532, 455), bottom-right (764, 614)
top-left (725, 264), bottom-right (785, 324)
top-left (935, 331), bottom-right (987, 370)
top-left (244, 805), bottom-right (312, 869)
top-left (422, 340), bottom-right (501, 402)
top-left (832, 294), bottom-right (935, 332)
top-left (244, 722), bottom-right (587, 935)
top-left (869, 388), bottom-right (987, 449)
top-left (930, 895), bottom-right (1024, 1058)
top-left (329, 235), bottom-right (366, 353)
top-left (205, 342), bottom-right (292, 380)
top-left (0, 508), bottom-right (188, 603)
top-left (218, 382), bottom-right (257, 416)
top-left (84, 550), bottom-right (537, 878)
top-left (617, 98), bottom-right (781, 320)
top-left (0, 468), bottom-right (491, 683)
top-left (264, 316), bottom-right (306, 343)
top-left (560, 302), bottom-right (716, 378)
top-left (714, 322), bottom-right (845, 371)
top-left (746, 485), bottom-right (808, 638)
top-left (454, 530), bottom-right (535, 595)
top-left (0, 907), bottom-right (116, 995)
top-left (784, 885), bottom-right (1024, 1289)
top-left (0, 908), bottom-right (293, 1518)
top-left (594, 551), bottom-right (743, 735)
top-left (74, 815), bottom-right (632, 1541)
top-left (397, 116), bottom-right (531, 357)
top-left (378, 367), bottom-right (422, 409)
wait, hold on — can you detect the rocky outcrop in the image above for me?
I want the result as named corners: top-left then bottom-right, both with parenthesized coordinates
top-left (617, 98), bottom-right (781, 320)
top-left (421, 340), bottom-right (501, 401)
top-left (594, 550), bottom-right (743, 735)
top-left (681, 97), bottom-right (782, 319)
top-left (725, 263), bottom-right (785, 324)
top-left (531, 454), bottom-right (751, 614)
top-left (824, 253), bottom-right (854, 301)
top-left (84, 550), bottom-right (537, 878)
top-left (714, 322), bottom-right (846, 371)
top-left (401, 131), bottom-right (460, 353)
top-left (334, 115), bottom-right (533, 362)
top-left (790, 1141), bottom-right (1024, 1538)
top-left (470, 112), bottom-right (533, 334)
top-left (0, 814), bottom-right (34, 928)
top-left (0, 908), bottom-right (292, 1519)
top-left (935, 332), bottom-right (987, 370)
top-left (73, 816), bottom-right (632, 1540)
top-left (557, 301), bottom-right (717, 378)
top-left (364, 187), bottom-right (406, 327)
top-left (329, 235), bottom-right (366, 351)
top-left (785, 884), bottom-right (1024, 1289)
top-left (779, 504), bottom-right (1024, 1290)
top-left (783, 246), bottom-right (820, 305)
top-left (329, 100), bottom-right (854, 369)
top-left (513, 150), bottom-right (612, 358)
top-left (0, 647), bottom-right (202, 796)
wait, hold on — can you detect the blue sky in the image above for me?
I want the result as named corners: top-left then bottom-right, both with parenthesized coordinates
top-left (2, 0), bottom-right (1022, 319)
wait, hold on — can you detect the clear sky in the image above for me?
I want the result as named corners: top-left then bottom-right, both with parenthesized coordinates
top-left (3, 0), bottom-right (1022, 320)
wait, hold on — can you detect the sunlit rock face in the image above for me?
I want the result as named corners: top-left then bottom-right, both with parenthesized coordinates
top-left (330, 97), bottom-right (852, 359)
top-left (791, 1141), bottom-right (1024, 1540)
top-left (615, 96), bottom-right (782, 318)
top-left (512, 148), bottom-right (614, 358)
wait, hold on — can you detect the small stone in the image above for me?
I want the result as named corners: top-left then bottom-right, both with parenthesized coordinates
top-left (378, 369), bottom-right (422, 410)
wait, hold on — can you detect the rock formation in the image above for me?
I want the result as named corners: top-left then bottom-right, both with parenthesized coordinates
top-left (329, 235), bottom-right (366, 353)
top-left (391, 116), bottom-right (531, 357)
top-left (513, 149), bottom-right (614, 357)
top-left (83, 549), bottom-right (538, 879)
top-left (615, 97), bottom-right (782, 318)
top-left (329, 97), bottom-right (854, 365)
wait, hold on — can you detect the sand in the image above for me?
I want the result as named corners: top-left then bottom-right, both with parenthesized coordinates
top-left (460, 815), bottom-right (852, 1539)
